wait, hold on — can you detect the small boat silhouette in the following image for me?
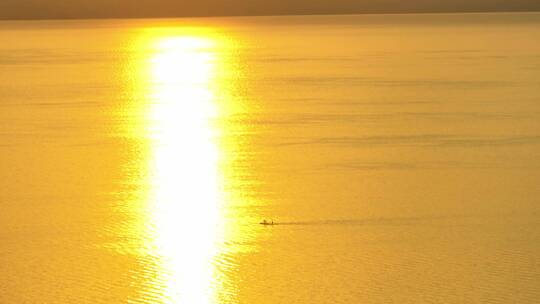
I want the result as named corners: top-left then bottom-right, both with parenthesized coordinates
top-left (259, 219), bottom-right (275, 225)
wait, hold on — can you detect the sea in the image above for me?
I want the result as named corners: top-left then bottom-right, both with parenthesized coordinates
top-left (1, 12), bottom-right (539, 303)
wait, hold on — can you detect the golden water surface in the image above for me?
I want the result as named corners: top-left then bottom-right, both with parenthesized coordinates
top-left (1, 13), bottom-right (540, 304)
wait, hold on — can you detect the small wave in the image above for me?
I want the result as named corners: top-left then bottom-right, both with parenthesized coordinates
top-left (266, 215), bottom-right (465, 226)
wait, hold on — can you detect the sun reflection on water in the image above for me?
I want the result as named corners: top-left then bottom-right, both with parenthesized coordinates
top-left (146, 34), bottom-right (224, 304)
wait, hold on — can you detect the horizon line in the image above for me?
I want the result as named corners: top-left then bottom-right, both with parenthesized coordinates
top-left (1, 9), bottom-right (539, 23)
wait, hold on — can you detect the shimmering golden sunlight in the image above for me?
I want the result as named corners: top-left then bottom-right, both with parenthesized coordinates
top-left (147, 34), bottom-right (223, 304)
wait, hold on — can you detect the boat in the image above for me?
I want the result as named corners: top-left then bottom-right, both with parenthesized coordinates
top-left (260, 219), bottom-right (275, 225)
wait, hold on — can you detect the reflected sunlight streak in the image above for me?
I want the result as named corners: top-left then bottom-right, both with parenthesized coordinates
top-left (148, 36), bottom-right (223, 304)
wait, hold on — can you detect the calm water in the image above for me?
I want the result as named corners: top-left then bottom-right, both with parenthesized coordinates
top-left (1, 13), bottom-right (540, 303)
